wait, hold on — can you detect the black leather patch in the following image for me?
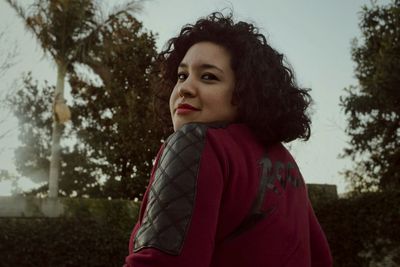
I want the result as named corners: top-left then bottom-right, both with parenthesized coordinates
top-left (133, 123), bottom-right (208, 255)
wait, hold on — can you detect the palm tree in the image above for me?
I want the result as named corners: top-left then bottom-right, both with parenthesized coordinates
top-left (6, 0), bottom-right (143, 197)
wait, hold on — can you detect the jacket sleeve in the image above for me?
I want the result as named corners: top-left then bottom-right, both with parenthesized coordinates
top-left (124, 123), bottom-right (224, 267)
top-left (308, 202), bottom-right (333, 267)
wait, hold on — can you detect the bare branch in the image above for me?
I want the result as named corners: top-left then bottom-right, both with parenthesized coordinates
top-left (0, 26), bottom-right (19, 142)
top-left (0, 127), bottom-right (17, 140)
top-left (0, 28), bottom-right (19, 78)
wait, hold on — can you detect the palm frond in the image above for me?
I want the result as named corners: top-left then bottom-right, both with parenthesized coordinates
top-left (95, 0), bottom-right (144, 25)
top-left (4, 0), bottom-right (26, 19)
top-left (72, 1), bottom-right (144, 66)
top-left (5, 0), bottom-right (59, 60)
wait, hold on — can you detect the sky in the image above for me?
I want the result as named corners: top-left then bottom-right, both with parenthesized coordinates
top-left (0, 0), bottom-right (379, 195)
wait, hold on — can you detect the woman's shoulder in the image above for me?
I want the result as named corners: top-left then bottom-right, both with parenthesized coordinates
top-left (162, 123), bottom-right (266, 163)
top-left (165, 122), bottom-right (254, 144)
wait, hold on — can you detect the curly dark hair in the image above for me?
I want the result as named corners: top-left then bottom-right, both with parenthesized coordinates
top-left (155, 12), bottom-right (312, 146)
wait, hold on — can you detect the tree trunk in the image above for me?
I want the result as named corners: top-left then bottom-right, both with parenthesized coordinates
top-left (48, 62), bottom-right (67, 198)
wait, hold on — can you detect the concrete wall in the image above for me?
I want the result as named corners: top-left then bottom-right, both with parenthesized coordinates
top-left (307, 183), bottom-right (338, 205)
top-left (0, 196), bottom-right (64, 217)
top-left (0, 196), bottom-right (139, 218)
top-left (0, 184), bottom-right (337, 218)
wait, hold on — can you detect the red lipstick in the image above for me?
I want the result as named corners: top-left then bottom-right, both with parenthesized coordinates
top-left (176, 103), bottom-right (200, 115)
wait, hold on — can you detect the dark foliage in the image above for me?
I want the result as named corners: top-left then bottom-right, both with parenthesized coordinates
top-left (0, 199), bottom-right (140, 267)
top-left (69, 14), bottom-right (164, 199)
top-left (314, 191), bottom-right (400, 266)
top-left (8, 13), bottom-right (163, 199)
top-left (340, 0), bottom-right (400, 192)
top-left (0, 191), bottom-right (398, 266)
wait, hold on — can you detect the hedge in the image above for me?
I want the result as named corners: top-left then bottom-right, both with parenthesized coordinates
top-left (314, 190), bottom-right (400, 267)
top-left (0, 191), bottom-right (399, 266)
top-left (0, 199), bottom-right (140, 267)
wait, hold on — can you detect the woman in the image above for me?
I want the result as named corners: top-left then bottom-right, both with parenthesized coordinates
top-left (125, 12), bottom-right (332, 267)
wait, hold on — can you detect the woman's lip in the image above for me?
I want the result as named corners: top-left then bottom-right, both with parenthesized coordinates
top-left (176, 108), bottom-right (199, 115)
top-left (177, 104), bottom-right (199, 110)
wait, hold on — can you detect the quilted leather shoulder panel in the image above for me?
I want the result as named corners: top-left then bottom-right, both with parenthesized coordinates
top-left (133, 123), bottom-right (208, 255)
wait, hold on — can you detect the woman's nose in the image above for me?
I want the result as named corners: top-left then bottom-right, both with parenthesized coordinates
top-left (178, 77), bottom-right (197, 98)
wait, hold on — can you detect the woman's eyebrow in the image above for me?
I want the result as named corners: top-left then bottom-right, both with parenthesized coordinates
top-left (178, 62), bottom-right (224, 73)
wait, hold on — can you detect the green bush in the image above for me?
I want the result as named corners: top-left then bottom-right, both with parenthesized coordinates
top-left (0, 199), bottom-right (140, 267)
top-left (314, 190), bottom-right (400, 267)
top-left (0, 191), bottom-right (398, 266)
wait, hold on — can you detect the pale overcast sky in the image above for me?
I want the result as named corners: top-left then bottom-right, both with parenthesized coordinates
top-left (0, 0), bottom-right (381, 195)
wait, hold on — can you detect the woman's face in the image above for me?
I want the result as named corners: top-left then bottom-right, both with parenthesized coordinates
top-left (169, 41), bottom-right (237, 131)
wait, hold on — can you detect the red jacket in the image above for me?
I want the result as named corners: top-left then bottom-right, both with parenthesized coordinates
top-left (125, 123), bottom-right (332, 267)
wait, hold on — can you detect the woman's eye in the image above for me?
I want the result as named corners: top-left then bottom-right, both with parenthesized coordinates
top-left (202, 73), bottom-right (218, 81)
top-left (177, 73), bottom-right (187, 81)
